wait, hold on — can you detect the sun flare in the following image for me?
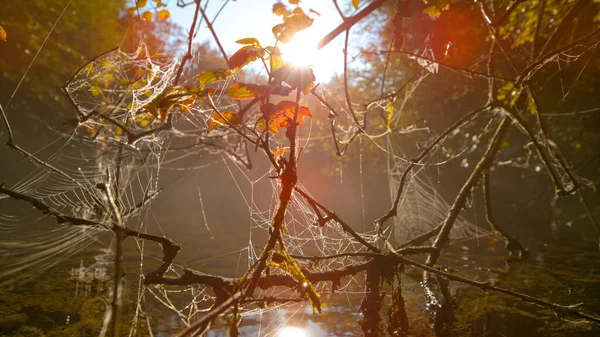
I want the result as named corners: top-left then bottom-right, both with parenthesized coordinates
top-left (279, 30), bottom-right (319, 67)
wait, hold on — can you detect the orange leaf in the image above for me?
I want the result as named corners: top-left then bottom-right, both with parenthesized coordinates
top-left (142, 11), bottom-right (153, 21)
top-left (256, 118), bottom-right (280, 135)
top-left (490, 236), bottom-right (501, 244)
top-left (179, 97), bottom-right (195, 113)
top-left (272, 3), bottom-right (288, 16)
top-left (352, 0), bottom-right (359, 10)
top-left (0, 25), bottom-right (6, 41)
top-left (274, 101), bottom-right (311, 124)
top-left (228, 45), bottom-right (265, 70)
top-left (261, 101), bottom-right (311, 132)
top-left (283, 12), bottom-right (313, 32)
top-left (157, 9), bottom-right (170, 20)
top-left (208, 112), bottom-right (240, 132)
top-left (272, 147), bottom-right (290, 157)
top-left (289, 0), bottom-right (300, 5)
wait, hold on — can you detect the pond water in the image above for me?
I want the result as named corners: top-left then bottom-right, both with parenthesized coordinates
top-left (2, 225), bottom-right (598, 337)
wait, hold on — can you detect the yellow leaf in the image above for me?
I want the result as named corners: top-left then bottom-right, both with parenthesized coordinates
top-left (90, 86), bottom-right (102, 97)
top-left (136, 0), bottom-right (148, 7)
top-left (196, 68), bottom-right (232, 89)
top-left (256, 118), bottom-right (280, 135)
top-left (157, 9), bottom-right (170, 20)
top-left (235, 38), bottom-right (261, 46)
top-left (226, 83), bottom-right (256, 100)
top-left (142, 11), bottom-right (153, 21)
top-left (207, 112), bottom-right (240, 131)
top-left (352, 0), bottom-right (359, 10)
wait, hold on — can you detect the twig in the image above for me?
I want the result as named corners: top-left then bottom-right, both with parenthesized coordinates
top-left (295, 187), bottom-right (379, 252)
top-left (316, 0), bottom-right (389, 50)
top-left (427, 116), bottom-right (511, 266)
top-left (174, 0), bottom-right (202, 84)
top-left (391, 254), bottom-right (600, 325)
top-left (199, 2), bottom-right (229, 66)
top-left (482, 171), bottom-right (528, 255)
top-left (374, 104), bottom-right (490, 230)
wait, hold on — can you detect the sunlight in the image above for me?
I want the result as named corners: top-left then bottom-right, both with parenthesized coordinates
top-left (277, 326), bottom-right (307, 337)
top-left (279, 30), bottom-right (319, 67)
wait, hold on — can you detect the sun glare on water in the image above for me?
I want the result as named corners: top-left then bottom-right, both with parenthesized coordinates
top-left (277, 326), bottom-right (307, 337)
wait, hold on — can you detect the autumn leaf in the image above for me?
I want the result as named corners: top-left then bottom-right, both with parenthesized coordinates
top-left (179, 97), bottom-right (195, 113)
top-left (207, 112), bottom-right (241, 131)
top-left (272, 147), bottom-right (290, 157)
top-left (143, 86), bottom-right (191, 117)
top-left (423, 4), bottom-right (449, 19)
top-left (273, 12), bottom-right (314, 43)
top-left (228, 45), bottom-right (265, 70)
top-left (283, 12), bottom-right (313, 32)
top-left (352, 0), bottom-right (359, 10)
top-left (289, 0), bottom-right (300, 5)
top-left (256, 118), bottom-right (280, 135)
top-left (142, 11), bottom-right (153, 21)
top-left (226, 83), bottom-right (291, 100)
top-left (259, 101), bottom-right (311, 134)
top-left (236, 37), bottom-right (261, 47)
top-left (265, 46), bottom-right (284, 71)
top-left (273, 101), bottom-right (311, 125)
top-left (157, 9), bottom-right (170, 20)
top-left (490, 236), bottom-right (501, 244)
top-left (0, 26), bottom-right (6, 41)
top-left (90, 86), bottom-right (103, 97)
top-left (273, 3), bottom-right (289, 17)
top-left (196, 68), bottom-right (232, 89)
top-left (226, 83), bottom-right (256, 100)
top-left (127, 7), bottom-right (137, 16)
top-left (272, 63), bottom-right (316, 94)
top-left (136, 0), bottom-right (148, 8)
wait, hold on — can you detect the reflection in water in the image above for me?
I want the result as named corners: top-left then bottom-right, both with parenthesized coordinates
top-left (278, 326), bottom-right (307, 337)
